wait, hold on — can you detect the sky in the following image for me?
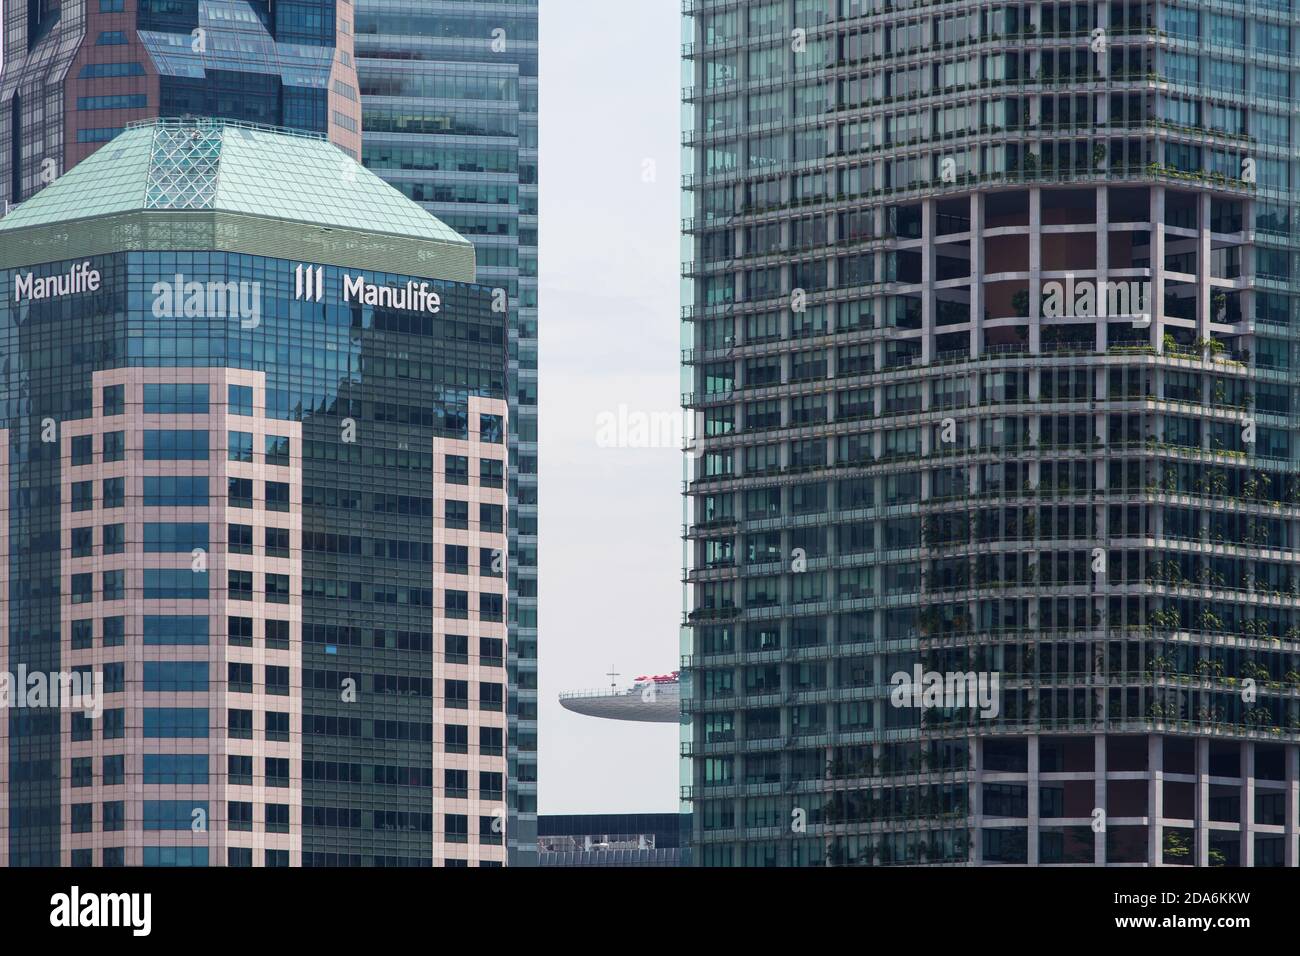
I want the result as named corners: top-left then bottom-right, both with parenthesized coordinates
top-left (536, 1), bottom-right (685, 814)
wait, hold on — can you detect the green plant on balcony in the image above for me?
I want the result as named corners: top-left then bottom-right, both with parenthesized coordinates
top-left (1212, 292), bottom-right (1228, 323)
top-left (1011, 289), bottom-right (1030, 318)
top-left (1197, 704), bottom-right (1224, 725)
top-left (1190, 608), bottom-right (1222, 632)
top-left (1194, 336), bottom-right (1225, 357)
top-left (918, 607), bottom-right (942, 635)
top-left (1241, 660), bottom-right (1271, 682)
top-left (1148, 699), bottom-right (1175, 719)
top-left (1195, 657), bottom-right (1224, 679)
top-left (1163, 831), bottom-right (1191, 862)
top-left (1150, 607), bottom-right (1180, 630)
top-left (1246, 706), bottom-right (1275, 728)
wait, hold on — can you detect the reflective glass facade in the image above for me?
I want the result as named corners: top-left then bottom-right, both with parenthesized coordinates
top-left (357, 0), bottom-right (539, 865)
top-left (0, 0), bottom-right (360, 211)
top-left (0, 121), bottom-right (509, 866)
top-left (682, 0), bottom-right (1300, 866)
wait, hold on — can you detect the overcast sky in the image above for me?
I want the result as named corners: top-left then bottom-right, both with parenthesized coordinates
top-left (536, 2), bottom-right (684, 813)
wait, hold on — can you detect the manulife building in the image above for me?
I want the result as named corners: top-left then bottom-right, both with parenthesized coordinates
top-left (0, 118), bottom-right (509, 867)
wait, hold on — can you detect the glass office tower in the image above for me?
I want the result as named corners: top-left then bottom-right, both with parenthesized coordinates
top-left (356, 0), bottom-right (540, 865)
top-left (0, 0), bottom-right (361, 211)
top-left (682, 0), bottom-right (1300, 866)
top-left (0, 118), bottom-right (509, 866)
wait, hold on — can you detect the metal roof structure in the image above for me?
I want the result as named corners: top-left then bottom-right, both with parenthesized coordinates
top-left (0, 118), bottom-right (475, 280)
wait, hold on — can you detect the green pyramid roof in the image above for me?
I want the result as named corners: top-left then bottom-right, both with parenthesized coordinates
top-left (0, 119), bottom-right (475, 281)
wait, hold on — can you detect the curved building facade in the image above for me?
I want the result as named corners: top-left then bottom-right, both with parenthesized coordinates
top-left (682, 0), bottom-right (1300, 866)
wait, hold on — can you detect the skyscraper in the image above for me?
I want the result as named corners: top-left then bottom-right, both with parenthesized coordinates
top-left (682, 0), bottom-right (1300, 866)
top-left (0, 0), bottom-right (360, 210)
top-left (0, 118), bottom-right (509, 866)
top-left (355, 0), bottom-right (539, 865)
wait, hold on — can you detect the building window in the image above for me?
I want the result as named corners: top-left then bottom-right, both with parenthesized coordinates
top-left (445, 590), bottom-right (469, 619)
top-left (102, 570), bottom-right (124, 601)
top-left (71, 527), bottom-right (93, 558)
top-left (71, 481), bottom-right (93, 512)
top-left (78, 93), bottom-right (146, 110)
top-left (229, 709), bottom-right (253, 740)
top-left (144, 429), bottom-right (209, 461)
top-left (71, 618), bottom-right (93, 649)
top-left (445, 680), bottom-right (469, 709)
top-left (103, 523), bottom-right (125, 553)
top-left (228, 755), bottom-right (253, 786)
top-left (445, 455), bottom-right (469, 484)
top-left (103, 755), bottom-right (124, 786)
top-left (445, 724), bottom-right (468, 754)
top-left (103, 616), bottom-right (125, 646)
top-left (479, 593), bottom-right (504, 622)
top-left (479, 414), bottom-right (504, 443)
top-left (102, 385), bottom-right (124, 416)
top-left (229, 523), bottom-right (253, 555)
top-left (266, 481), bottom-right (290, 512)
top-left (265, 665), bottom-right (290, 695)
top-left (71, 573), bottom-right (93, 604)
top-left (445, 814), bottom-right (469, 844)
top-left (445, 500), bottom-right (469, 529)
top-left (266, 711), bottom-right (290, 742)
top-left (265, 434), bottom-right (290, 465)
top-left (445, 545), bottom-right (469, 574)
top-left (103, 477), bottom-right (125, 508)
top-left (228, 385), bottom-right (253, 416)
top-left (229, 801), bottom-right (253, 832)
top-left (479, 457), bottom-right (504, 488)
top-left (228, 570), bottom-right (253, 600)
top-left (266, 757), bottom-right (290, 787)
top-left (479, 682), bottom-right (503, 712)
top-left (265, 619), bottom-right (290, 650)
top-left (102, 430), bottom-right (125, 462)
top-left (103, 801), bottom-right (125, 832)
top-left (143, 568), bottom-right (207, 600)
top-left (227, 662), bottom-right (252, 693)
top-left (265, 573), bottom-right (290, 603)
top-left (228, 478), bottom-right (253, 507)
top-left (228, 615), bottom-right (253, 646)
top-left (479, 503), bottom-right (503, 533)
top-left (444, 769), bottom-right (468, 799)
top-left (77, 127), bottom-right (125, 143)
top-left (265, 527), bottom-right (289, 557)
top-left (71, 434), bottom-right (93, 465)
top-left (228, 431), bottom-right (253, 462)
top-left (445, 633), bottom-right (468, 664)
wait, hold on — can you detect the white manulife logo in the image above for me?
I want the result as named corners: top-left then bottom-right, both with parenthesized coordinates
top-left (293, 263), bottom-right (443, 314)
top-left (295, 263), bottom-right (325, 302)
